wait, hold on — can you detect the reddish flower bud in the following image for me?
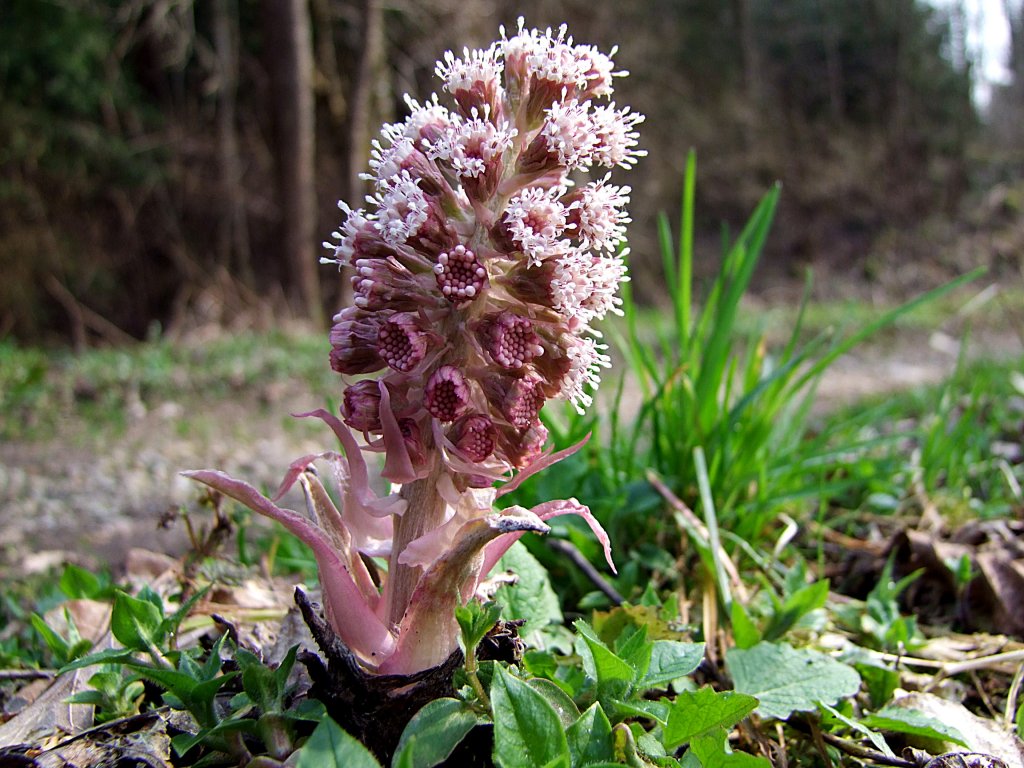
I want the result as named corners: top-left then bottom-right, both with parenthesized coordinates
top-left (434, 245), bottom-right (488, 305)
top-left (480, 311), bottom-right (543, 370)
top-left (425, 365), bottom-right (471, 422)
top-left (448, 413), bottom-right (497, 462)
top-left (329, 308), bottom-right (385, 375)
top-left (378, 312), bottom-right (431, 373)
top-left (341, 380), bottom-right (383, 433)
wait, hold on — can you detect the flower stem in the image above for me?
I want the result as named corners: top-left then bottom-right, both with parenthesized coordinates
top-left (385, 461), bottom-right (447, 627)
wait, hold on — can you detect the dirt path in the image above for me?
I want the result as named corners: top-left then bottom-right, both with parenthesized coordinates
top-left (1, 327), bottom-right (1020, 576)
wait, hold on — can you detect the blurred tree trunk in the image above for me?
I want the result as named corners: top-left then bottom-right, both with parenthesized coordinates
top-left (347, 0), bottom-right (385, 205)
top-left (213, 0), bottom-right (252, 284)
top-left (263, 0), bottom-right (322, 322)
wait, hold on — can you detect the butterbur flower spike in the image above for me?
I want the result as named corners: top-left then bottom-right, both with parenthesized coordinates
top-left (186, 20), bottom-right (639, 678)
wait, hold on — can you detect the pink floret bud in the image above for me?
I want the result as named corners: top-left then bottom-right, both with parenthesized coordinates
top-left (329, 307), bottom-right (385, 375)
top-left (425, 365), bottom-right (472, 422)
top-left (378, 312), bottom-right (431, 373)
top-left (434, 244), bottom-right (488, 305)
top-left (481, 311), bottom-right (543, 369)
top-left (342, 380), bottom-right (383, 433)
top-left (449, 413), bottom-right (497, 462)
top-left (503, 372), bottom-right (547, 429)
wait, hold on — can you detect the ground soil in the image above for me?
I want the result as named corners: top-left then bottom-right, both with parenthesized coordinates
top-left (1, 318), bottom-right (1020, 580)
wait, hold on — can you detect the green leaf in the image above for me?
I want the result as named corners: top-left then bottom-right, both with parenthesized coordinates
top-left (111, 590), bottom-right (165, 650)
top-left (688, 728), bottom-right (771, 767)
top-left (819, 702), bottom-right (894, 757)
top-left (456, 600), bottom-right (502, 656)
top-left (296, 717), bottom-right (383, 768)
top-left (641, 641), bottom-right (705, 689)
top-left (495, 542), bottom-right (564, 641)
top-left (854, 663), bottom-right (900, 710)
top-left (566, 703), bottom-right (614, 767)
top-left (59, 564), bottom-right (102, 599)
top-left (729, 604), bottom-right (760, 650)
top-left (663, 688), bottom-right (759, 749)
top-left (161, 586), bottom-right (211, 638)
top-left (574, 620), bottom-right (635, 702)
top-left (761, 580), bottom-right (829, 642)
top-left (726, 642), bottom-right (860, 720)
top-left (860, 706), bottom-right (969, 748)
top-left (528, 678), bottom-right (580, 727)
top-left (59, 647), bottom-right (137, 674)
top-left (392, 698), bottom-right (481, 768)
top-left (492, 665), bottom-right (570, 768)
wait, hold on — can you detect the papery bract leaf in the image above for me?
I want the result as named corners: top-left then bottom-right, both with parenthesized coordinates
top-left (299, 470), bottom-right (380, 606)
top-left (482, 498), bottom-right (615, 577)
top-left (380, 510), bottom-right (549, 675)
top-left (496, 434), bottom-right (591, 497)
top-left (296, 409), bottom-right (407, 518)
top-left (379, 381), bottom-right (427, 483)
top-left (182, 469), bottom-right (396, 665)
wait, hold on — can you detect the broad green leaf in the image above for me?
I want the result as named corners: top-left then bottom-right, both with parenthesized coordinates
top-left (663, 688), bottom-right (758, 749)
top-left (492, 665), bottom-right (570, 768)
top-left (641, 641), bottom-right (705, 689)
top-left (296, 717), bottom-right (382, 768)
top-left (574, 620), bottom-right (635, 701)
top-left (528, 678), bottom-right (580, 727)
top-left (496, 542), bottom-right (564, 641)
top-left (566, 703), bottom-right (614, 767)
top-left (861, 706), bottom-right (968, 748)
top-left (392, 698), bottom-right (481, 768)
top-left (111, 590), bottom-right (165, 650)
top-left (726, 642), bottom-right (860, 720)
top-left (688, 728), bottom-right (771, 767)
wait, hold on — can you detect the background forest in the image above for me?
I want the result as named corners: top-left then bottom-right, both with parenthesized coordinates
top-left (2, 0), bottom-right (1023, 345)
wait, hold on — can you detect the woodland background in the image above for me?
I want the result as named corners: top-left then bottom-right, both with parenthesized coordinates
top-left (2, 0), bottom-right (1023, 345)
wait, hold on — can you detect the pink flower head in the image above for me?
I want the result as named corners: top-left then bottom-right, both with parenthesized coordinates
top-left (500, 187), bottom-right (575, 265)
top-left (480, 311), bottom-right (543, 370)
top-left (430, 110), bottom-right (517, 201)
top-left (192, 21), bottom-right (637, 678)
top-left (503, 372), bottom-right (546, 429)
top-left (449, 413), bottom-right (497, 463)
top-left (517, 99), bottom-right (597, 174)
top-left (378, 312), bottom-right (431, 373)
top-left (436, 44), bottom-right (505, 118)
top-left (565, 174), bottom-right (632, 252)
top-left (434, 244), bottom-right (488, 305)
top-left (425, 365), bottom-right (472, 421)
top-left (588, 103), bottom-right (647, 169)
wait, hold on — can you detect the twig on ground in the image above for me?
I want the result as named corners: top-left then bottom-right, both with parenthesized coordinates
top-left (546, 538), bottom-right (624, 606)
top-left (1004, 663), bottom-right (1024, 730)
top-left (0, 669), bottom-right (55, 681)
